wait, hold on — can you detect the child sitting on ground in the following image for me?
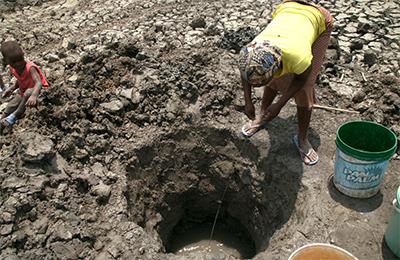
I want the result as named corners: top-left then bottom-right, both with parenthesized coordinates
top-left (0, 40), bottom-right (48, 132)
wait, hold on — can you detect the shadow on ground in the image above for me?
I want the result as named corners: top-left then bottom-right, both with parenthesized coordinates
top-left (252, 115), bottom-right (321, 252)
top-left (327, 175), bottom-right (383, 212)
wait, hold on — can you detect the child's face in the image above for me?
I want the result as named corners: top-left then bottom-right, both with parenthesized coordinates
top-left (4, 56), bottom-right (25, 71)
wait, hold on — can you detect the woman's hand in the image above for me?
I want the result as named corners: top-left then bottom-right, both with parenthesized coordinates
top-left (244, 102), bottom-right (255, 120)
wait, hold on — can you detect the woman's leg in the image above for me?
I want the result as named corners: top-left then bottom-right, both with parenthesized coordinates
top-left (294, 8), bottom-right (333, 164)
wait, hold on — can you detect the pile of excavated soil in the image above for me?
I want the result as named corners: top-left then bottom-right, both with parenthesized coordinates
top-left (0, 0), bottom-right (399, 259)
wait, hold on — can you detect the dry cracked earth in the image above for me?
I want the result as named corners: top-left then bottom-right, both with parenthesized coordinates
top-left (0, 0), bottom-right (399, 259)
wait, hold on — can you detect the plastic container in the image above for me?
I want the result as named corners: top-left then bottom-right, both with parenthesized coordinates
top-left (384, 186), bottom-right (400, 258)
top-left (333, 121), bottom-right (397, 198)
top-left (288, 243), bottom-right (358, 260)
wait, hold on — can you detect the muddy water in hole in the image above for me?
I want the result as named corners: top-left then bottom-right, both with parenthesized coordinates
top-left (168, 222), bottom-right (255, 259)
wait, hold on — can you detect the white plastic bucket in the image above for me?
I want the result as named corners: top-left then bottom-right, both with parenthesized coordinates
top-left (333, 121), bottom-right (397, 198)
top-left (288, 243), bottom-right (358, 260)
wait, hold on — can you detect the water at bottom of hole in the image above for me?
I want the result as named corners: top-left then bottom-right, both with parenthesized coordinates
top-left (168, 222), bottom-right (255, 259)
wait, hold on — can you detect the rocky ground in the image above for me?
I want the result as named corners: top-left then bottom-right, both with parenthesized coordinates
top-left (0, 0), bottom-right (399, 259)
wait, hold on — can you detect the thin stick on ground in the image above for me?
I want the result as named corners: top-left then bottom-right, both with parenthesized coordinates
top-left (208, 184), bottom-right (229, 248)
top-left (313, 104), bottom-right (359, 114)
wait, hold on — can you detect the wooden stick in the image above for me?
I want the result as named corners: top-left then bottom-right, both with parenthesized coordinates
top-left (361, 72), bottom-right (367, 82)
top-left (339, 74), bottom-right (345, 82)
top-left (313, 104), bottom-right (359, 114)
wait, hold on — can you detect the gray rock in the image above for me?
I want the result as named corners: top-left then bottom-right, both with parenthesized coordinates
top-left (325, 49), bottom-right (338, 61)
top-left (154, 21), bottom-right (164, 33)
top-left (50, 242), bottom-right (78, 260)
top-left (91, 183), bottom-right (111, 203)
top-left (68, 74), bottom-right (79, 84)
top-left (52, 222), bottom-right (77, 241)
top-left (0, 211), bottom-right (14, 223)
top-left (363, 51), bottom-right (377, 66)
top-left (19, 132), bottom-right (54, 163)
top-left (52, 153), bottom-right (69, 175)
top-left (0, 224), bottom-right (14, 236)
top-left (166, 112), bottom-right (175, 121)
top-left (357, 22), bottom-right (371, 34)
top-left (33, 217), bottom-right (49, 234)
top-left (190, 17), bottom-right (206, 29)
top-left (62, 38), bottom-right (76, 50)
top-left (95, 252), bottom-right (113, 260)
top-left (100, 100), bottom-right (124, 112)
top-left (28, 175), bottom-right (49, 191)
top-left (119, 88), bottom-right (133, 100)
top-left (131, 91), bottom-right (144, 104)
top-left (75, 148), bottom-right (89, 160)
top-left (47, 53), bottom-right (60, 63)
top-left (2, 256), bottom-right (20, 260)
top-left (352, 90), bottom-right (366, 103)
top-left (350, 39), bottom-right (363, 51)
top-left (136, 51), bottom-right (148, 61)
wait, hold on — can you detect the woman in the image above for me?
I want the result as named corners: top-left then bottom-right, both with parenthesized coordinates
top-left (239, 0), bottom-right (333, 166)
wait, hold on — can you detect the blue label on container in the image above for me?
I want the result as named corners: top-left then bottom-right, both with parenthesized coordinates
top-left (334, 150), bottom-right (390, 190)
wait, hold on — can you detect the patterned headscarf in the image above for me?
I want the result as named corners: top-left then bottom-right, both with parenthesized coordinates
top-left (238, 40), bottom-right (282, 83)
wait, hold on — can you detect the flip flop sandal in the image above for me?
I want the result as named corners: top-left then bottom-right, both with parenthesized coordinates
top-left (241, 121), bottom-right (267, 138)
top-left (292, 135), bottom-right (319, 166)
top-left (0, 119), bottom-right (10, 127)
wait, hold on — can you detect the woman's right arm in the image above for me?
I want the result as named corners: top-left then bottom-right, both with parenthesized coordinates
top-left (242, 77), bottom-right (255, 119)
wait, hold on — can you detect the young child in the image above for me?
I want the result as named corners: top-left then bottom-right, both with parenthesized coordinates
top-left (0, 41), bottom-right (48, 132)
top-left (238, 0), bottom-right (333, 165)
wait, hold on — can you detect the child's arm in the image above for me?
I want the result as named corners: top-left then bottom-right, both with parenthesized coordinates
top-left (2, 81), bottom-right (18, 98)
top-left (0, 76), bottom-right (5, 90)
top-left (26, 67), bottom-right (43, 106)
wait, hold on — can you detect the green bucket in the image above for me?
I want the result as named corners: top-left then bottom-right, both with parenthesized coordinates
top-left (333, 121), bottom-right (398, 198)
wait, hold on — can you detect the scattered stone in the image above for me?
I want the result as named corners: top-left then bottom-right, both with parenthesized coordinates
top-left (0, 224), bottom-right (13, 236)
top-left (350, 39), bottom-right (363, 51)
top-left (100, 100), bottom-right (124, 113)
top-left (357, 22), bottom-right (371, 34)
top-left (190, 17), bottom-right (206, 29)
top-left (46, 53), bottom-right (60, 63)
top-left (352, 90), bottom-right (366, 103)
top-left (119, 88), bottom-right (133, 100)
top-left (325, 49), bottom-right (338, 61)
top-left (50, 242), bottom-right (78, 260)
top-left (68, 74), bottom-right (79, 84)
top-left (363, 51), bottom-right (377, 66)
top-left (91, 183), bottom-right (111, 204)
top-left (53, 225), bottom-right (73, 241)
top-left (131, 91), bottom-right (144, 104)
top-left (18, 132), bottom-right (54, 163)
top-left (62, 38), bottom-right (76, 50)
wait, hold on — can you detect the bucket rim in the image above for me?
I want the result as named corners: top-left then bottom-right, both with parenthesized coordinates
top-left (336, 120), bottom-right (398, 161)
top-left (397, 186), bottom-right (400, 208)
top-left (288, 243), bottom-right (358, 260)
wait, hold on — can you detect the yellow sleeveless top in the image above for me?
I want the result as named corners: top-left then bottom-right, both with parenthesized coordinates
top-left (255, 2), bottom-right (326, 76)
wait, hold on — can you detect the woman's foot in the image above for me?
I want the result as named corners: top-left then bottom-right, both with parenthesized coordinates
top-left (241, 115), bottom-right (268, 137)
top-left (293, 135), bottom-right (319, 165)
